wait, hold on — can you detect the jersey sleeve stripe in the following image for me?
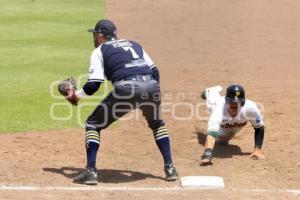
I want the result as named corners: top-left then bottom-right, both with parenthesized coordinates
top-left (87, 79), bottom-right (104, 83)
top-left (208, 129), bottom-right (219, 132)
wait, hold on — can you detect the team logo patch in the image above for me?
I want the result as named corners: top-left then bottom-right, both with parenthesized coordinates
top-left (221, 122), bottom-right (247, 128)
top-left (235, 91), bottom-right (240, 97)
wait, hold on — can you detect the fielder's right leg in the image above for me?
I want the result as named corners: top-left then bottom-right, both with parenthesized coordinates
top-left (139, 80), bottom-right (178, 181)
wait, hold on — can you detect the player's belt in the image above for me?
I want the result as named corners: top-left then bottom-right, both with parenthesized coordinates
top-left (121, 74), bottom-right (153, 81)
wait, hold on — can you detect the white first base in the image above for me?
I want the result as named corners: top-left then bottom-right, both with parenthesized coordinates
top-left (180, 176), bottom-right (224, 189)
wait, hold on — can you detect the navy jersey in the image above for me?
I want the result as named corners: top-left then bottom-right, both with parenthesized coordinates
top-left (87, 39), bottom-right (156, 83)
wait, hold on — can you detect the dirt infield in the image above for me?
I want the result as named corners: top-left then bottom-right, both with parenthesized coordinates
top-left (1, 0), bottom-right (300, 199)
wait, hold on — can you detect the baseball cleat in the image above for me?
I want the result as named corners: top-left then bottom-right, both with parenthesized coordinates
top-left (164, 163), bottom-right (178, 181)
top-left (73, 167), bottom-right (98, 185)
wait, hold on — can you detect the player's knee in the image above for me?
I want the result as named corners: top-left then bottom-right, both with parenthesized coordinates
top-left (86, 121), bottom-right (98, 132)
top-left (85, 116), bottom-right (105, 132)
top-left (148, 120), bottom-right (165, 131)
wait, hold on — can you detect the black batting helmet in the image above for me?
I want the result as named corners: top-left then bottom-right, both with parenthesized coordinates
top-left (225, 84), bottom-right (246, 106)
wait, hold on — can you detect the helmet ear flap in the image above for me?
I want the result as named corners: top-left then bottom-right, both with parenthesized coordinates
top-left (241, 98), bottom-right (245, 106)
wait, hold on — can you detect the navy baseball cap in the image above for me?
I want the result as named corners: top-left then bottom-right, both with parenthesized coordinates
top-left (88, 19), bottom-right (117, 37)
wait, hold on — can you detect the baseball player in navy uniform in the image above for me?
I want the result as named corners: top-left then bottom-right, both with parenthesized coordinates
top-left (66, 19), bottom-right (178, 185)
top-left (199, 84), bottom-right (265, 165)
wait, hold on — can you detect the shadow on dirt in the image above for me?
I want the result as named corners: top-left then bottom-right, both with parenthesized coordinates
top-left (195, 131), bottom-right (251, 158)
top-left (43, 167), bottom-right (165, 183)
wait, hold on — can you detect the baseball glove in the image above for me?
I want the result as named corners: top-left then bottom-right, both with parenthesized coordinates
top-left (58, 77), bottom-right (78, 106)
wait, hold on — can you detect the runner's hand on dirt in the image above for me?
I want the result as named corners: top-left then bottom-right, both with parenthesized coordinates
top-left (199, 148), bottom-right (213, 166)
top-left (249, 148), bottom-right (265, 160)
top-left (199, 158), bottom-right (212, 166)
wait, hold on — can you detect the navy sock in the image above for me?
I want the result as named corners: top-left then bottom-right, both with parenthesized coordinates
top-left (85, 130), bottom-right (100, 169)
top-left (86, 142), bottom-right (99, 169)
top-left (156, 137), bottom-right (173, 165)
top-left (153, 126), bottom-right (173, 165)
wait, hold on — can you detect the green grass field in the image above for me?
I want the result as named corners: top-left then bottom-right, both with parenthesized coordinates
top-left (0, 0), bottom-right (107, 133)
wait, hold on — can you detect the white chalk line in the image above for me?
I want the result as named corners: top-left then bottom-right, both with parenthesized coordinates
top-left (0, 184), bottom-right (299, 195)
top-left (228, 188), bottom-right (300, 195)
